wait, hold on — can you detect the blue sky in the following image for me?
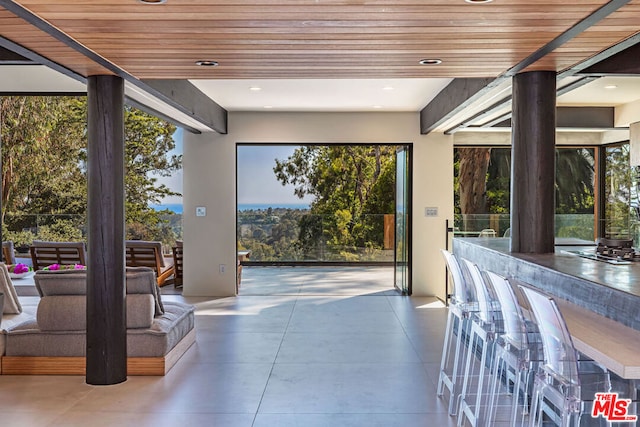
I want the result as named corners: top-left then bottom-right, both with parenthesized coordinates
top-left (237, 145), bottom-right (314, 205)
top-left (154, 128), bottom-right (183, 205)
top-left (156, 137), bottom-right (313, 206)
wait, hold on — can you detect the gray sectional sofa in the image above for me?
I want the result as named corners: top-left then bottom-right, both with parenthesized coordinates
top-left (0, 263), bottom-right (37, 364)
top-left (0, 266), bottom-right (195, 375)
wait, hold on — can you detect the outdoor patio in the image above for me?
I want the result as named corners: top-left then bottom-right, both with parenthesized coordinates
top-left (238, 265), bottom-right (398, 296)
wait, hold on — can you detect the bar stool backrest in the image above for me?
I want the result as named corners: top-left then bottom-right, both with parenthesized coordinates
top-left (518, 286), bottom-right (580, 394)
top-left (485, 271), bottom-right (528, 349)
top-left (441, 249), bottom-right (475, 306)
top-left (461, 258), bottom-right (495, 325)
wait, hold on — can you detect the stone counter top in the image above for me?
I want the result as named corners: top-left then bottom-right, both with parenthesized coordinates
top-left (452, 237), bottom-right (640, 331)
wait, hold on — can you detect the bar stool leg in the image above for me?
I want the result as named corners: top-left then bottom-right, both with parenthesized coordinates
top-left (458, 323), bottom-right (494, 427)
top-left (437, 309), bottom-right (470, 416)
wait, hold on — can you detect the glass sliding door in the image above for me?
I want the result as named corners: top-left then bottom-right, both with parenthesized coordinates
top-left (394, 145), bottom-right (412, 294)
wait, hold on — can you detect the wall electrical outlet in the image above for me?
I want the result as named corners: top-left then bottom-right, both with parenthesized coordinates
top-left (195, 206), bottom-right (206, 217)
top-left (219, 264), bottom-right (226, 274)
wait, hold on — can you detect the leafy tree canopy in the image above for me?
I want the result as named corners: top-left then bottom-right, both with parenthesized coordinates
top-left (273, 145), bottom-right (397, 258)
top-left (1, 96), bottom-right (181, 247)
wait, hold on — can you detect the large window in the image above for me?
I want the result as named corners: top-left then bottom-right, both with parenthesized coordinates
top-left (603, 142), bottom-right (640, 242)
top-left (454, 146), bottom-right (595, 240)
top-left (237, 144), bottom-right (400, 263)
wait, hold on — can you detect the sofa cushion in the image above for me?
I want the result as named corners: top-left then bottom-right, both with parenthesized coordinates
top-left (125, 302), bottom-right (195, 357)
top-left (0, 263), bottom-right (22, 314)
top-left (35, 269), bottom-right (86, 296)
top-left (0, 311), bottom-right (36, 356)
top-left (36, 294), bottom-right (155, 331)
top-left (5, 301), bottom-right (194, 357)
top-left (37, 296), bottom-right (86, 331)
top-left (125, 267), bottom-right (165, 315)
top-left (34, 267), bottom-right (164, 316)
top-left (4, 318), bottom-right (86, 357)
top-left (126, 294), bottom-right (155, 329)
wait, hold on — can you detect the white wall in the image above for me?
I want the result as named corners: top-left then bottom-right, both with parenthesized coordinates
top-left (616, 98), bottom-right (640, 128)
top-left (183, 112), bottom-right (453, 298)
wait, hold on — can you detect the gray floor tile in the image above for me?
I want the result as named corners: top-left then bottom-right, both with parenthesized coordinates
top-left (258, 363), bottom-right (448, 414)
top-left (253, 413), bottom-right (457, 427)
top-left (406, 330), bottom-right (447, 363)
top-left (68, 363), bottom-right (273, 414)
top-left (287, 309), bottom-right (405, 333)
top-left (0, 411), bottom-right (64, 427)
top-left (292, 295), bottom-right (393, 313)
top-left (184, 332), bottom-right (285, 364)
top-left (49, 412), bottom-right (256, 427)
top-left (276, 332), bottom-right (422, 364)
top-left (0, 376), bottom-right (94, 412)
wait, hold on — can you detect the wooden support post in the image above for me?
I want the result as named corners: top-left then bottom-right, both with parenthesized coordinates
top-left (510, 71), bottom-right (556, 254)
top-left (86, 75), bottom-right (127, 385)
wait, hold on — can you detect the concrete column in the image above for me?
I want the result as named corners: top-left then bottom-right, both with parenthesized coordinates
top-left (86, 75), bottom-right (127, 385)
top-left (510, 71), bottom-right (556, 253)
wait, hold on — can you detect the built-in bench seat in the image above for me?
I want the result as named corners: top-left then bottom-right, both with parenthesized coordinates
top-left (0, 267), bottom-right (195, 376)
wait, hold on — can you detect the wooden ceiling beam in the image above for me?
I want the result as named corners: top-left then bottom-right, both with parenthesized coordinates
top-left (0, 34), bottom-right (85, 82)
top-left (0, 44), bottom-right (32, 63)
top-left (490, 106), bottom-right (616, 129)
top-left (463, 76), bottom-right (599, 131)
top-left (420, 78), bottom-right (498, 135)
top-left (141, 79), bottom-right (227, 135)
top-left (0, 0), bottom-right (228, 133)
top-left (421, 0), bottom-right (633, 135)
top-left (580, 40), bottom-right (640, 75)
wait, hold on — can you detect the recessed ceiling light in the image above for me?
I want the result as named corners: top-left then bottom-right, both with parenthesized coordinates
top-left (464, 0), bottom-right (493, 3)
top-left (195, 60), bottom-right (219, 67)
top-left (263, 105), bottom-right (273, 109)
top-left (373, 105), bottom-right (383, 109)
top-left (604, 85), bottom-right (618, 89)
top-left (138, 0), bottom-right (167, 4)
top-left (382, 86), bottom-right (395, 91)
top-left (249, 86), bottom-right (262, 91)
top-left (419, 59), bottom-right (443, 65)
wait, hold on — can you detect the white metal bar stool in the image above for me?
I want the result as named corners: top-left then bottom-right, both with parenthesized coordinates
top-left (519, 286), bottom-right (612, 427)
top-left (438, 249), bottom-right (477, 416)
top-left (457, 259), bottom-right (501, 427)
top-left (485, 272), bottom-right (542, 427)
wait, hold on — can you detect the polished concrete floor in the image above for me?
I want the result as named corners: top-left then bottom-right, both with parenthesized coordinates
top-left (2, 266), bottom-right (463, 427)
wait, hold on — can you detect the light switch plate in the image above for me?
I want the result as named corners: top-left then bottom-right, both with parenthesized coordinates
top-left (424, 207), bottom-right (438, 217)
top-left (195, 206), bottom-right (206, 217)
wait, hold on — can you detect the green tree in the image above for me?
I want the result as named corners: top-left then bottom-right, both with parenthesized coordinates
top-left (457, 147), bottom-right (491, 216)
top-left (1, 96), bottom-right (181, 247)
top-left (605, 144), bottom-right (632, 237)
top-left (1, 96), bottom-right (86, 222)
top-left (555, 148), bottom-right (594, 214)
top-left (485, 148), bottom-right (511, 214)
top-left (362, 158), bottom-right (396, 247)
top-left (456, 147), bottom-right (598, 215)
top-left (454, 146), bottom-right (595, 235)
top-left (274, 145), bottom-right (396, 259)
top-left (122, 105), bottom-right (181, 245)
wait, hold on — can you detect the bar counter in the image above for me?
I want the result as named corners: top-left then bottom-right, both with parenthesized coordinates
top-left (452, 237), bottom-right (640, 331)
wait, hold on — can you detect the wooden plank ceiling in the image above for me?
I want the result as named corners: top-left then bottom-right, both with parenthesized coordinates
top-left (2, 0), bottom-right (640, 81)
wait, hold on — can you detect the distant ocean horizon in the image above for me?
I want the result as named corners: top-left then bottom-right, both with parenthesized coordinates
top-left (151, 203), bottom-right (310, 214)
top-left (238, 203), bottom-right (310, 211)
top-left (150, 203), bottom-right (183, 214)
